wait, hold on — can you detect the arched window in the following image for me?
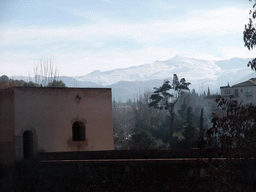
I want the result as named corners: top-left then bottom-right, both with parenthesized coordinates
top-left (23, 131), bottom-right (34, 158)
top-left (72, 121), bottom-right (86, 141)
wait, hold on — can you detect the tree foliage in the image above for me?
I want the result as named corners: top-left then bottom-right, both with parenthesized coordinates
top-left (127, 129), bottom-right (157, 150)
top-left (205, 96), bottom-right (256, 151)
top-left (113, 87), bottom-right (213, 150)
top-left (1, 59), bottom-right (66, 89)
top-left (47, 79), bottom-right (66, 87)
top-left (0, 75), bottom-right (23, 89)
top-left (149, 74), bottom-right (190, 143)
top-left (244, 0), bottom-right (256, 70)
top-left (183, 107), bottom-right (198, 143)
top-left (202, 98), bottom-right (256, 191)
top-left (174, 105), bottom-right (199, 149)
top-left (113, 92), bottom-right (169, 149)
top-left (0, 75), bottom-right (66, 89)
top-left (149, 74), bottom-right (190, 111)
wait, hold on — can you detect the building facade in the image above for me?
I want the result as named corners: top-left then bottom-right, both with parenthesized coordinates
top-left (0, 87), bottom-right (114, 163)
top-left (220, 78), bottom-right (256, 105)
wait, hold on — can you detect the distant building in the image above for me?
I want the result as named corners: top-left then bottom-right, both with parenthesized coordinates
top-left (220, 78), bottom-right (256, 105)
top-left (0, 87), bottom-right (114, 163)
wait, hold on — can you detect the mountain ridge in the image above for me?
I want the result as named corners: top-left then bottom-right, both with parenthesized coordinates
top-left (11, 56), bottom-right (255, 101)
top-left (76, 56), bottom-right (223, 86)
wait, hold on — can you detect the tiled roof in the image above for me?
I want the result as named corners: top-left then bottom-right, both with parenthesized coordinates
top-left (232, 78), bottom-right (256, 87)
top-left (220, 86), bottom-right (230, 89)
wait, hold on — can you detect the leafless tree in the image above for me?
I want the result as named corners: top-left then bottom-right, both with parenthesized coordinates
top-left (33, 58), bottom-right (59, 86)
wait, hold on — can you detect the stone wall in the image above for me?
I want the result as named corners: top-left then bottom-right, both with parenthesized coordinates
top-left (0, 88), bottom-right (15, 163)
top-left (0, 87), bottom-right (114, 163)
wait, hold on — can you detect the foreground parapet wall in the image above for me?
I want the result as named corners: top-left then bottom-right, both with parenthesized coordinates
top-left (1, 149), bottom-right (256, 191)
top-left (5, 155), bottom-right (256, 191)
top-left (37, 148), bottom-right (255, 160)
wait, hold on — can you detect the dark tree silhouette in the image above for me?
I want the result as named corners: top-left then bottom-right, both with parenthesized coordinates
top-left (207, 87), bottom-right (211, 97)
top-left (244, 0), bottom-right (256, 70)
top-left (202, 96), bottom-right (256, 191)
top-left (127, 129), bottom-right (156, 149)
top-left (149, 74), bottom-right (190, 144)
top-left (47, 79), bottom-right (66, 87)
top-left (0, 75), bottom-right (23, 89)
top-left (182, 106), bottom-right (198, 148)
top-left (199, 108), bottom-right (204, 136)
top-left (206, 95), bottom-right (256, 151)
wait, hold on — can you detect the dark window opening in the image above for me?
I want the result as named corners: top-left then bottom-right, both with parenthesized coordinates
top-left (72, 121), bottom-right (86, 141)
top-left (234, 89), bottom-right (239, 97)
top-left (23, 131), bottom-right (33, 158)
top-left (245, 88), bottom-right (252, 97)
top-left (225, 89), bottom-right (231, 94)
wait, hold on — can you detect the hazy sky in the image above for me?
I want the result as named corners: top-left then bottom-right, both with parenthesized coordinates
top-left (1, 0), bottom-right (255, 77)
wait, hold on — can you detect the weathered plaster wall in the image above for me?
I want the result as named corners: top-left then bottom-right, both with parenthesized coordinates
top-left (221, 86), bottom-right (256, 104)
top-left (0, 89), bottom-right (15, 163)
top-left (13, 88), bottom-right (114, 159)
top-left (239, 86), bottom-right (256, 104)
top-left (0, 87), bottom-right (114, 162)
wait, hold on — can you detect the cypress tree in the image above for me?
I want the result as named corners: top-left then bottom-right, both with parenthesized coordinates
top-left (207, 87), bottom-right (211, 97)
top-left (183, 106), bottom-right (198, 148)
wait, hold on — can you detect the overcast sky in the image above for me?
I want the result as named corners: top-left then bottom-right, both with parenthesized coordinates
top-left (1, 0), bottom-right (255, 77)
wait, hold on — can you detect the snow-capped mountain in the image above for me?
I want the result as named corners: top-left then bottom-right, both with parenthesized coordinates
top-left (75, 56), bottom-right (253, 89)
top-left (75, 56), bottom-right (255, 100)
top-left (76, 56), bottom-right (222, 86)
top-left (11, 56), bottom-right (255, 101)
